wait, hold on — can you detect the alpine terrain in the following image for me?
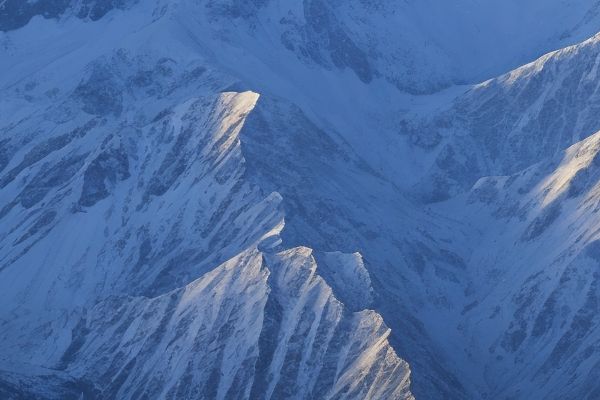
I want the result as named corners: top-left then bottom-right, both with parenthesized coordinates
top-left (2, 1), bottom-right (600, 399)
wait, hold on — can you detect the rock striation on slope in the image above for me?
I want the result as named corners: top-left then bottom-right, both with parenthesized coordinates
top-left (444, 131), bottom-right (600, 399)
top-left (6, 1), bottom-right (600, 399)
top-left (408, 32), bottom-right (600, 202)
top-left (409, 31), bottom-right (600, 398)
top-left (59, 247), bottom-right (412, 400)
top-left (0, 17), bottom-right (414, 396)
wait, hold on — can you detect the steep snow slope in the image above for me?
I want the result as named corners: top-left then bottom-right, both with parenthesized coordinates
top-left (0, 0), bottom-right (138, 31)
top-left (410, 28), bottom-right (600, 399)
top-left (4, 1), bottom-right (600, 400)
top-left (237, 94), bottom-right (473, 398)
top-left (161, 0), bottom-right (600, 195)
top-left (408, 32), bottom-right (600, 202)
top-left (61, 247), bottom-right (412, 400)
top-left (0, 4), bottom-right (415, 399)
top-left (4, 0), bottom-right (600, 92)
top-left (434, 130), bottom-right (600, 399)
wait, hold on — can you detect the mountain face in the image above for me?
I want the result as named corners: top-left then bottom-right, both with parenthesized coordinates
top-left (0, 0), bottom-right (135, 31)
top-left (407, 32), bottom-right (600, 202)
top-left (2, 1), bottom-right (600, 399)
top-left (454, 131), bottom-right (600, 399)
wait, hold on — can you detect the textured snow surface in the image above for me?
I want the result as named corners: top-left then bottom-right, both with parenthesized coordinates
top-left (3, 0), bottom-right (600, 399)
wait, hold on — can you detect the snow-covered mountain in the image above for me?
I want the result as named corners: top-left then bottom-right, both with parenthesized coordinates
top-left (2, 0), bottom-right (600, 399)
top-left (452, 130), bottom-right (600, 399)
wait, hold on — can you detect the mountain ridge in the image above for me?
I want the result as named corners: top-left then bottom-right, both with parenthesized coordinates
top-left (3, 1), bottom-right (600, 399)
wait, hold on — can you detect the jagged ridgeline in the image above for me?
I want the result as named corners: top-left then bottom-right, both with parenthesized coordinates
top-left (3, 0), bottom-right (600, 399)
top-left (0, 44), bottom-right (413, 398)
